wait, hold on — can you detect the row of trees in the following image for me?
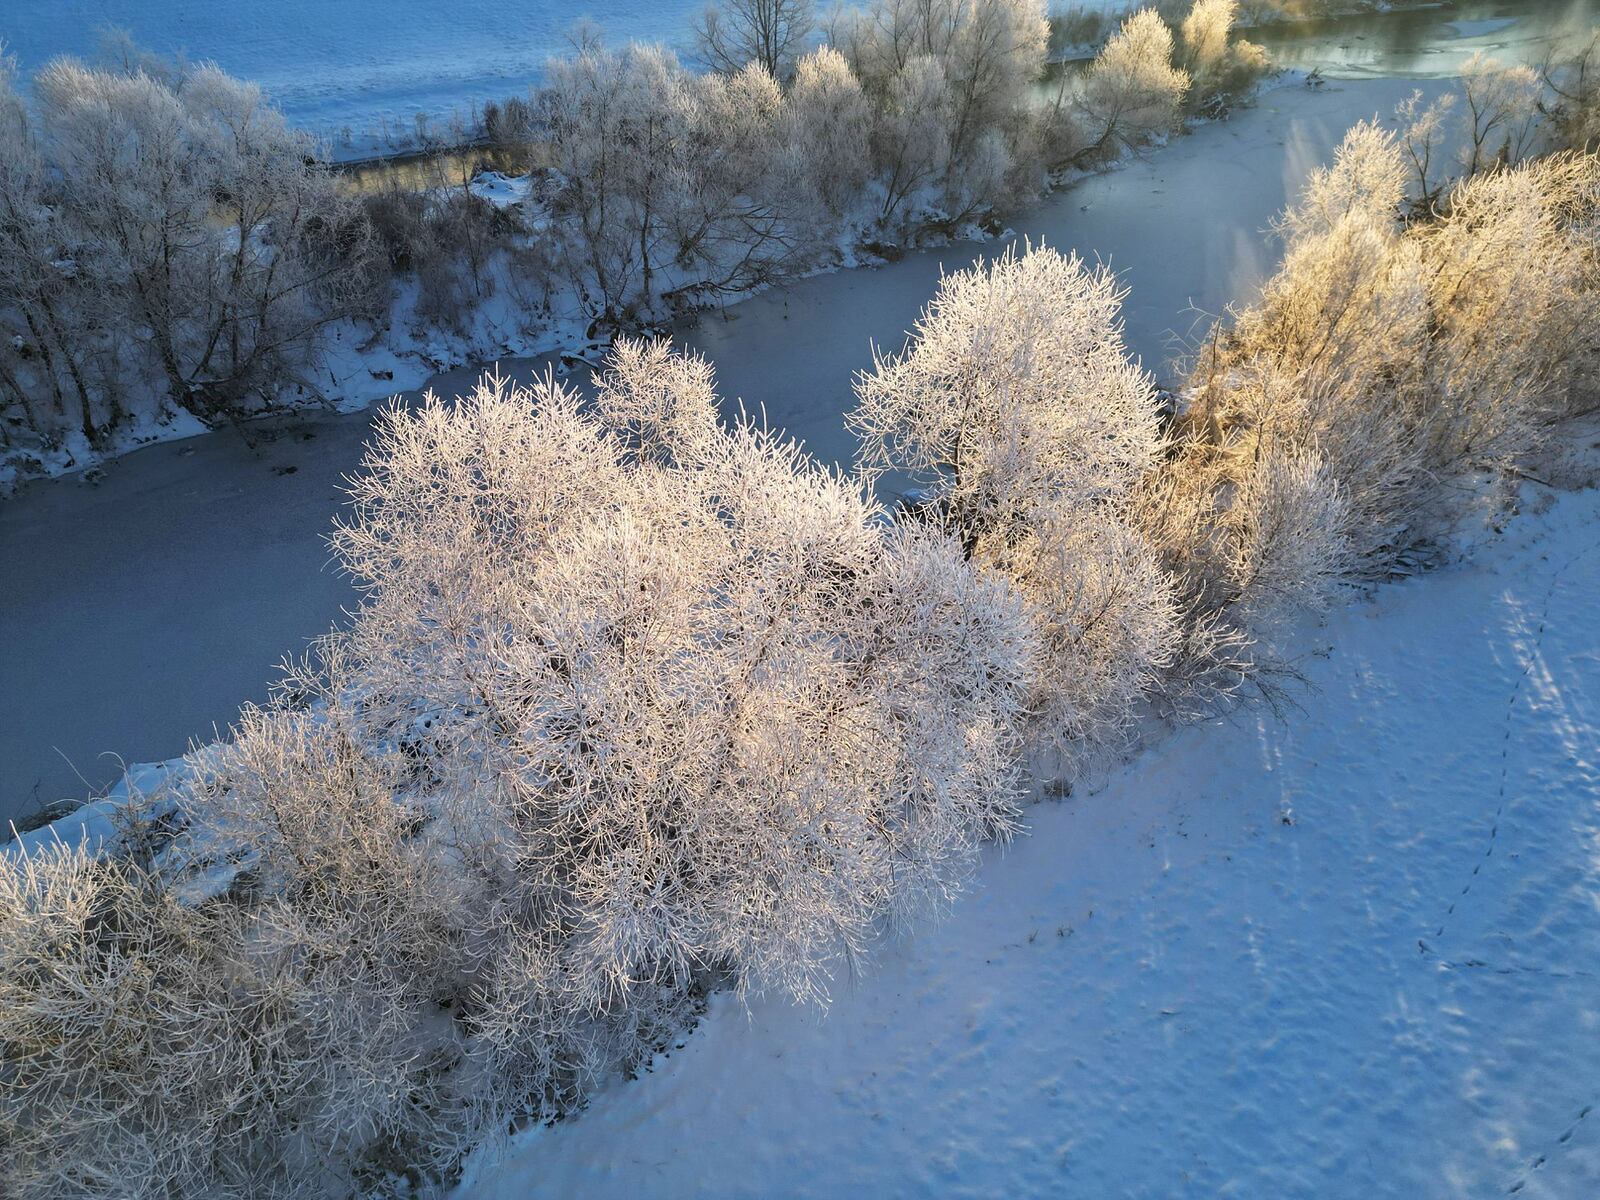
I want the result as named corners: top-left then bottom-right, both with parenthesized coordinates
top-left (2, 1), bottom-right (1264, 468)
top-left (8, 108), bottom-right (1597, 1188)
top-left (14, 5), bottom-right (1594, 476)
top-left (513, 0), bottom-right (1271, 329)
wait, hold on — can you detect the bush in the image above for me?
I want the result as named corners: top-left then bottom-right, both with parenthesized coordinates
top-left (851, 245), bottom-right (1178, 765)
top-left (335, 359), bottom-right (1035, 1007)
top-left (0, 835), bottom-right (464, 1199)
top-left (1142, 129), bottom-right (1600, 710)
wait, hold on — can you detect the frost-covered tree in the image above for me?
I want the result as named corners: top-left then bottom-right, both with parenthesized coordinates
top-left (1081, 8), bottom-right (1191, 151)
top-left (1177, 0), bottom-right (1267, 114)
top-left (693, 0), bottom-right (815, 79)
top-left (833, 0), bottom-right (1048, 219)
top-left (780, 46), bottom-right (873, 220)
top-left (0, 60), bottom-right (100, 448)
top-left (31, 59), bottom-right (369, 425)
top-left (1276, 117), bottom-right (1407, 241)
top-left (851, 245), bottom-right (1178, 761)
top-left (1459, 51), bottom-right (1542, 177)
top-left (536, 44), bottom-right (803, 326)
top-left (872, 54), bottom-right (955, 224)
top-left (1179, 0), bottom-right (1233, 77)
top-left (539, 44), bottom-right (688, 326)
top-left (852, 244), bottom-right (1159, 536)
top-left (1395, 61), bottom-right (1543, 207)
top-left (1395, 87), bottom-right (1458, 207)
top-left (592, 335), bottom-right (723, 467)
top-left (673, 62), bottom-right (807, 296)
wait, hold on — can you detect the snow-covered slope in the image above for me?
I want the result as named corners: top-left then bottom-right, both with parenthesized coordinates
top-left (457, 483), bottom-right (1600, 1199)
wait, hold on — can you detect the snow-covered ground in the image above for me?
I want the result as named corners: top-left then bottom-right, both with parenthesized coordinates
top-left (1, 0), bottom-right (701, 156)
top-left (456, 480), bottom-right (1600, 1199)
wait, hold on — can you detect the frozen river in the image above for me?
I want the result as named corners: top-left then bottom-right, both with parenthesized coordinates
top-left (0, 74), bottom-right (1450, 822)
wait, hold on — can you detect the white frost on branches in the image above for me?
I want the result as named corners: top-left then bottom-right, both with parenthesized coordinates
top-left (851, 244), bottom-right (1178, 764)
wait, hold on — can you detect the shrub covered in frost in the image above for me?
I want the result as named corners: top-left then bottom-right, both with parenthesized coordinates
top-left (851, 245), bottom-right (1179, 767)
top-left (1141, 124), bottom-right (1600, 708)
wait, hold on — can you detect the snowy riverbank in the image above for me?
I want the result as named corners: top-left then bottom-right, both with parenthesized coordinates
top-left (455, 478), bottom-right (1600, 1200)
top-left (3, 1), bottom-right (1583, 155)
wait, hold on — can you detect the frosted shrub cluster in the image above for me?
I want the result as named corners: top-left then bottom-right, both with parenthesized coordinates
top-left (1143, 121), bottom-right (1599, 697)
top-left (1, 342), bottom-right (1038, 1196)
top-left (334, 363), bottom-right (1036, 1008)
top-left (852, 246), bottom-right (1180, 767)
top-left (1051, 2), bottom-right (1265, 165)
top-left (0, 834), bottom-right (467, 1199)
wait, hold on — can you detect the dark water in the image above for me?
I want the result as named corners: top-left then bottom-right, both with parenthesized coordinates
top-left (1249, 0), bottom-right (1599, 78)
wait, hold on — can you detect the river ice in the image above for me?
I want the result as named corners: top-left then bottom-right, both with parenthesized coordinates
top-left (0, 74), bottom-right (1451, 823)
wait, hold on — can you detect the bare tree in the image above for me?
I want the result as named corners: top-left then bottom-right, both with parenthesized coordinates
top-left (26, 58), bottom-right (371, 427)
top-left (1543, 31), bottom-right (1600, 152)
top-left (1395, 88), bottom-right (1458, 208)
top-left (0, 60), bottom-right (100, 448)
top-left (693, 0), bottom-right (815, 79)
top-left (1459, 51), bottom-right (1542, 177)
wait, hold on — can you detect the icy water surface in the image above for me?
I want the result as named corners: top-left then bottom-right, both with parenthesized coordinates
top-left (1250, 0), bottom-right (1600, 79)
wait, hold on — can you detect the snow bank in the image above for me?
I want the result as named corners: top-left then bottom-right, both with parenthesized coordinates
top-left (457, 483), bottom-right (1600, 1198)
